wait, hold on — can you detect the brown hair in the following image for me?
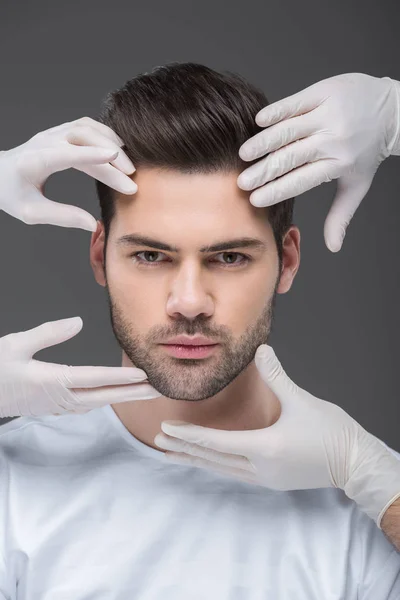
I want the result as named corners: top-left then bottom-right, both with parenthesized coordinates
top-left (94, 62), bottom-right (295, 266)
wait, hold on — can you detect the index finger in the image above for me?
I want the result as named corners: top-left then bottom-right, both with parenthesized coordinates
top-left (255, 84), bottom-right (321, 128)
top-left (70, 117), bottom-right (126, 148)
top-left (59, 365), bottom-right (148, 388)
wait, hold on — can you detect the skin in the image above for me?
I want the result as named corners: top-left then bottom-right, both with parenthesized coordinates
top-left (90, 168), bottom-right (300, 451)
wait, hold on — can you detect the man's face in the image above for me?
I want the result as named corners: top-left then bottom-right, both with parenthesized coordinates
top-left (90, 168), bottom-right (300, 401)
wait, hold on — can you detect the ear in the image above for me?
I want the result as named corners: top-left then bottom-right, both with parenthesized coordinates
top-left (276, 226), bottom-right (301, 294)
top-left (89, 220), bottom-right (107, 287)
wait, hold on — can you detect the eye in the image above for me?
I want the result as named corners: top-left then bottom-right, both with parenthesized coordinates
top-left (129, 251), bottom-right (251, 268)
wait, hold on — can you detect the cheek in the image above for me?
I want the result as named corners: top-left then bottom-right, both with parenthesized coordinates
top-left (108, 277), bottom-right (155, 335)
top-left (218, 267), bottom-right (277, 328)
top-left (105, 258), bottom-right (150, 308)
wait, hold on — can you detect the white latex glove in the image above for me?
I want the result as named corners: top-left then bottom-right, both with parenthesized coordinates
top-left (0, 116), bottom-right (138, 232)
top-left (0, 317), bottom-right (161, 418)
top-left (154, 344), bottom-right (400, 528)
top-left (0, 118), bottom-right (160, 417)
top-left (237, 73), bottom-right (400, 253)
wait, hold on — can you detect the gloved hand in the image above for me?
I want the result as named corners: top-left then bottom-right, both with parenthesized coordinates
top-left (0, 118), bottom-right (159, 418)
top-left (154, 344), bottom-right (400, 528)
top-left (0, 116), bottom-right (137, 232)
top-left (0, 317), bottom-right (161, 418)
top-left (237, 73), bottom-right (400, 253)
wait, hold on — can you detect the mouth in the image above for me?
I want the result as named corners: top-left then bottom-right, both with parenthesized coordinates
top-left (160, 343), bottom-right (219, 359)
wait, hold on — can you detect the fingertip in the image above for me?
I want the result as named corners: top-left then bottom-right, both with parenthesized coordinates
top-left (327, 241), bottom-right (341, 253)
top-left (162, 420), bottom-right (189, 428)
top-left (249, 189), bottom-right (270, 208)
top-left (238, 145), bottom-right (253, 162)
top-left (237, 173), bottom-right (252, 191)
top-left (83, 220), bottom-right (98, 233)
top-left (122, 181), bottom-right (138, 195)
top-left (256, 344), bottom-right (273, 360)
top-left (71, 210), bottom-right (98, 233)
top-left (129, 368), bottom-right (147, 379)
top-left (255, 345), bottom-right (277, 367)
top-left (324, 227), bottom-right (344, 253)
top-left (255, 111), bottom-right (267, 127)
top-left (63, 316), bottom-right (83, 332)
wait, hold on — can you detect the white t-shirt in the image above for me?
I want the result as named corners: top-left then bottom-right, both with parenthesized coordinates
top-left (0, 404), bottom-right (399, 600)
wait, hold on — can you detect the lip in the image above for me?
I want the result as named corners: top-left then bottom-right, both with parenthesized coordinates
top-left (160, 343), bottom-right (219, 359)
top-left (162, 335), bottom-right (217, 346)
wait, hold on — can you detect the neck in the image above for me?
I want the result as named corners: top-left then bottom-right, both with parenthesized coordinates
top-left (111, 351), bottom-right (281, 451)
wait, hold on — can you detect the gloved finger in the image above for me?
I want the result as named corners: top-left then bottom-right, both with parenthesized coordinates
top-left (72, 382), bottom-right (162, 408)
top-left (65, 126), bottom-right (135, 175)
top-left (154, 431), bottom-right (254, 471)
top-left (66, 117), bottom-right (127, 147)
top-left (3, 316), bottom-right (84, 358)
top-left (255, 84), bottom-right (321, 128)
top-left (160, 420), bottom-right (258, 456)
top-left (22, 145), bottom-right (120, 183)
top-left (19, 188), bottom-right (98, 231)
top-left (249, 159), bottom-right (337, 207)
top-left (76, 162), bottom-right (138, 195)
top-left (323, 172), bottom-right (374, 253)
top-left (254, 345), bottom-right (299, 406)
top-left (238, 137), bottom-right (321, 191)
top-left (238, 113), bottom-right (316, 162)
top-left (164, 451), bottom-right (258, 485)
top-left (58, 364), bottom-right (148, 388)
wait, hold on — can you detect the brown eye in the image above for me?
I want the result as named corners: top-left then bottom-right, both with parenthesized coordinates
top-left (129, 251), bottom-right (251, 268)
top-left (141, 251), bottom-right (161, 263)
top-left (130, 251), bottom-right (166, 264)
top-left (220, 252), bottom-right (240, 264)
top-left (215, 252), bottom-right (249, 266)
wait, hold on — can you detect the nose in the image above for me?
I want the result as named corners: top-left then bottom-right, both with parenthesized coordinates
top-left (166, 264), bottom-right (214, 320)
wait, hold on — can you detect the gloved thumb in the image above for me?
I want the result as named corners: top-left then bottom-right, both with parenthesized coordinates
top-left (13, 317), bottom-right (83, 359)
top-left (255, 345), bottom-right (299, 405)
top-left (324, 172), bottom-right (374, 253)
top-left (24, 187), bottom-right (97, 232)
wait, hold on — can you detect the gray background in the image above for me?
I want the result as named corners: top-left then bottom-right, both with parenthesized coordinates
top-left (0, 0), bottom-right (399, 451)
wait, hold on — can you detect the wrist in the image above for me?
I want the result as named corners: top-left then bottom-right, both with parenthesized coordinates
top-left (343, 431), bottom-right (400, 526)
top-left (380, 497), bottom-right (400, 552)
top-left (382, 76), bottom-right (400, 156)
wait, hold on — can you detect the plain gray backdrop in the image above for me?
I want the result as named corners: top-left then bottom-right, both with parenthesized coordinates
top-left (0, 0), bottom-right (399, 452)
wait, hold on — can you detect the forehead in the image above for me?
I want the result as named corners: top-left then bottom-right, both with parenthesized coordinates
top-left (112, 168), bottom-right (271, 237)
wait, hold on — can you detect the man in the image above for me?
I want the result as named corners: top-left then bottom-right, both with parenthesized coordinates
top-left (91, 62), bottom-right (296, 450)
top-left (0, 63), bottom-right (399, 598)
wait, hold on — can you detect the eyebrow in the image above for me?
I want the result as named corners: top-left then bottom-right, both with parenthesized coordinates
top-left (115, 234), bottom-right (267, 253)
